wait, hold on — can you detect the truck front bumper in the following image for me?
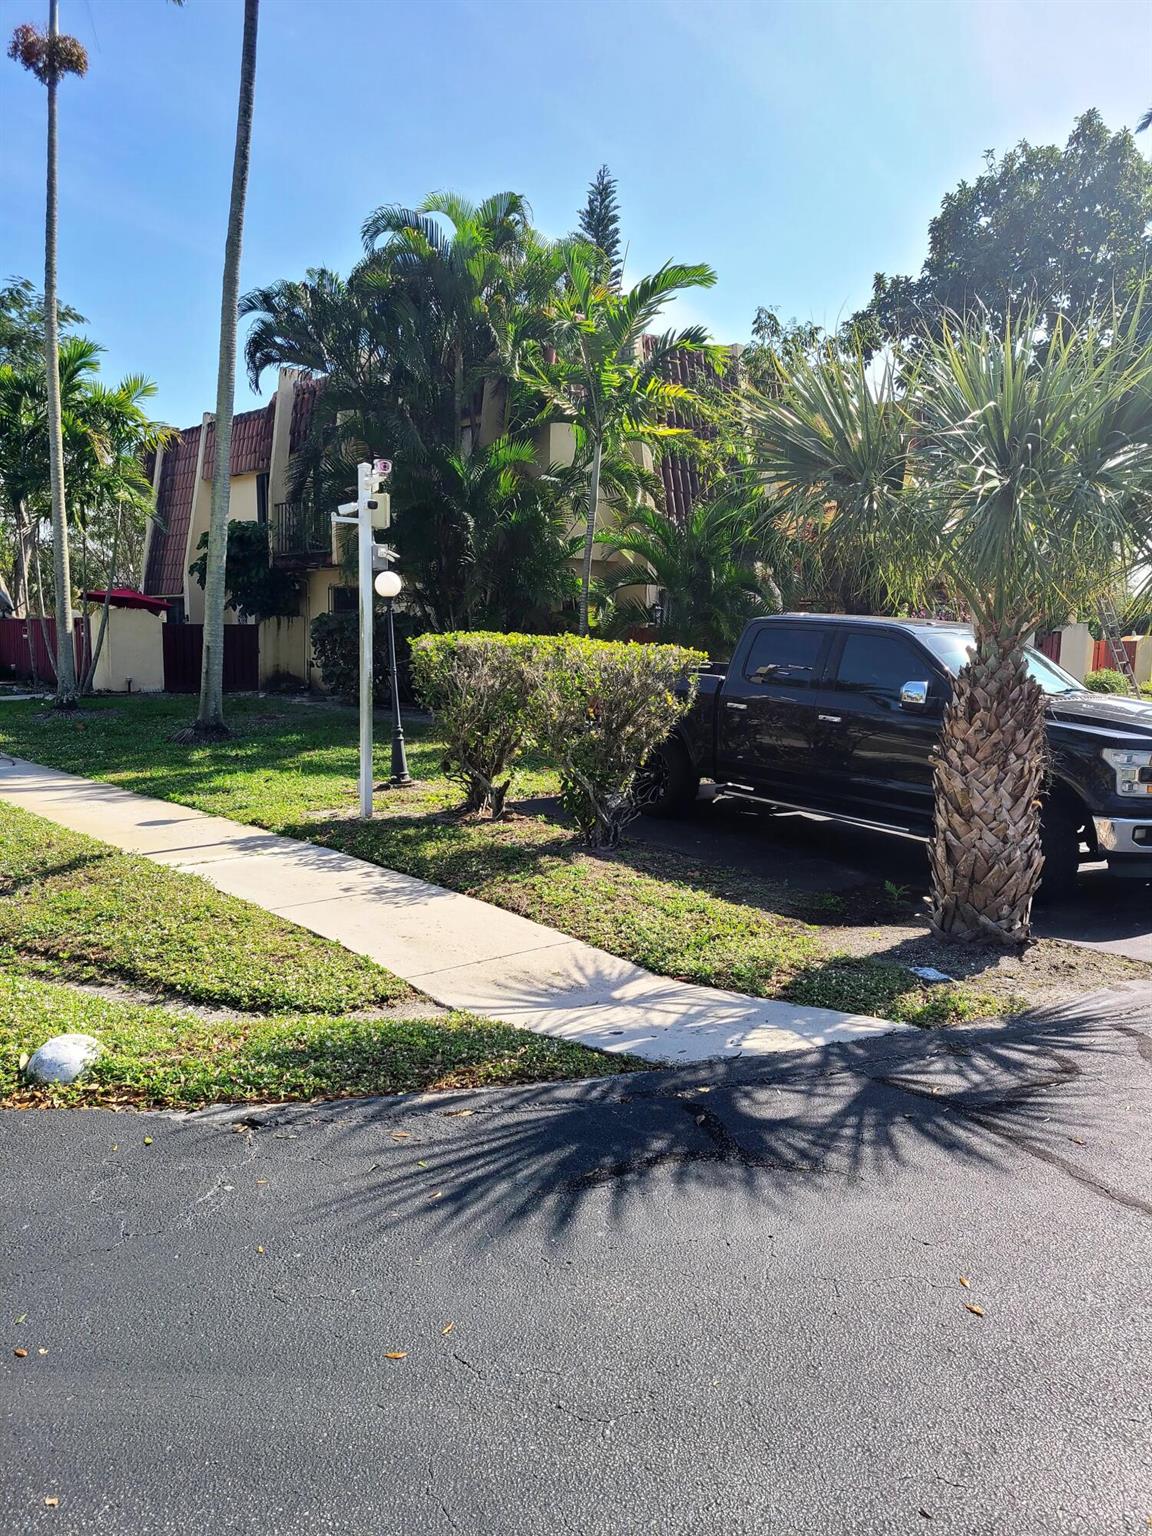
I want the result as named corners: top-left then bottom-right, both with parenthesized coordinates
top-left (1092, 816), bottom-right (1152, 878)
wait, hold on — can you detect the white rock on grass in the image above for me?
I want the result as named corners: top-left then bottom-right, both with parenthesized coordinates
top-left (24, 1034), bottom-right (102, 1085)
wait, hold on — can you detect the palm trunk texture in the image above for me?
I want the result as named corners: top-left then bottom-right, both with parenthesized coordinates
top-left (578, 438), bottom-right (603, 636)
top-left (44, 0), bottom-right (77, 706)
top-left (196, 0), bottom-right (258, 735)
top-left (929, 622), bottom-right (1046, 946)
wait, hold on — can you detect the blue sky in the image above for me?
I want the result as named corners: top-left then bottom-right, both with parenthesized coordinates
top-left (2, 0), bottom-right (1150, 430)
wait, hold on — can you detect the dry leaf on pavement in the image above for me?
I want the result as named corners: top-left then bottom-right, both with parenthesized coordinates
top-left (964, 1303), bottom-right (985, 1317)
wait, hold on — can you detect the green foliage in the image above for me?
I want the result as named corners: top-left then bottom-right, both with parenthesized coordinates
top-left (190, 518), bottom-right (301, 622)
top-left (596, 488), bottom-right (779, 659)
top-left (1085, 668), bottom-right (1129, 694)
top-left (529, 635), bottom-right (706, 847)
top-left (0, 801), bottom-right (406, 1012)
top-left (0, 275), bottom-right (84, 369)
top-left (754, 296), bottom-right (1152, 636)
top-left (782, 958), bottom-right (1016, 1028)
top-left (524, 246), bottom-right (724, 631)
top-left (392, 438), bottom-right (578, 632)
top-left (410, 631), bottom-right (544, 815)
top-left (575, 164), bottom-right (623, 289)
top-left (309, 607), bottom-right (419, 707)
top-left (0, 969), bottom-right (638, 1109)
top-left (851, 111), bottom-right (1152, 349)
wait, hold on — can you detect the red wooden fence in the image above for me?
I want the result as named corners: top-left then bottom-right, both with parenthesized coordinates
top-left (1091, 637), bottom-right (1137, 674)
top-left (161, 623), bottom-right (259, 693)
top-left (0, 616), bottom-right (90, 683)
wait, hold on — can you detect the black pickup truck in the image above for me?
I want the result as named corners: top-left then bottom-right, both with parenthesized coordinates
top-left (644, 613), bottom-right (1152, 894)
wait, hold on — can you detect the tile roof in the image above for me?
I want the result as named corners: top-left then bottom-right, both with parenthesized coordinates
top-left (201, 401), bottom-right (275, 479)
top-left (289, 376), bottom-right (322, 454)
top-left (643, 338), bottom-right (738, 524)
top-left (144, 423), bottom-right (202, 597)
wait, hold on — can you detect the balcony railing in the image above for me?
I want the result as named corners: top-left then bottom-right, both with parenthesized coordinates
top-left (271, 502), bottom-right (332, 564)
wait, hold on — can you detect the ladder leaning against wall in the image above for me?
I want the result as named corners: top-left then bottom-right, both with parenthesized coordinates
top-left (1097, 594), bottom-right (1140, 696)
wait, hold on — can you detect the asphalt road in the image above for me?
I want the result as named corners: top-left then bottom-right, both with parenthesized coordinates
top-left (4, 992), bottom-right (1152, 1534)
top-left (624, 791), bottom-right (1152, 963)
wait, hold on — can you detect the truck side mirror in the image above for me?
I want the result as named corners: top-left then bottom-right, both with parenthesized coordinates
top-left (900, 680), bottom-right (931, 711)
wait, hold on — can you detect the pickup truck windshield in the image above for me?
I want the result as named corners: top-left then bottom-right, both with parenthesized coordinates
top-left (919, 630), bottom-right (1083, 695)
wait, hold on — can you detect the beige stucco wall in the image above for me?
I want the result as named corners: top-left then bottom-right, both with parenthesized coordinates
top-left (1056, 622), bottom-right (1094, 682)
top-left (1133, 635), bottom-right (1152, 686)
top-left (90, 608), bottom-right (166, 693)
top-left (184, 471), bottom-right (262, 624)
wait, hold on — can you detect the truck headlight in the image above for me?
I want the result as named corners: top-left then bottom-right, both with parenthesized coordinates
top-left (1102, 748), bottom-right (1152, 795)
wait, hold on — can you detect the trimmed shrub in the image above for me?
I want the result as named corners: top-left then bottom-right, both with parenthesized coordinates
top-left (1084, 667), bottom-right (1128, 694)
top-left (410, 632), bottom-right (544, 816)
top-left (530, 635), bottom-right (706, 848)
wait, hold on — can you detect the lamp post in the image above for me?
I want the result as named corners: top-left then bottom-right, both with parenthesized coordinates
top-left (374, 568), bottom-right (412, 787)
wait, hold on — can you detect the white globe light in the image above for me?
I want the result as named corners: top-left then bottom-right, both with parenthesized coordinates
top-left (374, 570), bottom-right (402, 599)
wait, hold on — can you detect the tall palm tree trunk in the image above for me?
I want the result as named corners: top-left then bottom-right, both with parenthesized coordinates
top-left (195, 0), bottom-right (258, 737)
top-left (578, 437), bottom-right (603, 636)
top-left (12, 500), bottom-right (31, 616)
top-left (928, 621), bottom-right (1046, 945)
top-left (43, 0), bottom-right (77, 707)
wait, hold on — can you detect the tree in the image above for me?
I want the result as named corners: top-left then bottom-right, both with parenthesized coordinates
top-left (0, 334), bottom-right (100, 621)
top-left (575, 165), bottom-right (623, 290)
top-left (361, 192), bottom-right (555, 460)
top-left (8, 9), bottom-right (88, 706)
top-left (0, 275), bottom-right (83, 368)
top-left (188, 0), bottom-right (259, 742)
top-left (389, 439), bottom-right (579, 633)
top-left (525, 247), bottom-right (722, 634)
top-left (596, 487), bottom-right (779, 658)
top-left (851, 111), bottom-right (1152, 351)
top-left (753, 302), bottom-right (1152, 946)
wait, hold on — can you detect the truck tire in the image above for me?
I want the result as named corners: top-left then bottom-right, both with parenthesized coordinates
top-left (1036, 799), bottom-right (1083, 903)
top-left (637, 739), bottom-right (700, 818)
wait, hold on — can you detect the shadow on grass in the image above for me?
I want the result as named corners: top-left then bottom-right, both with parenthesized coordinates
top-left (270, 993), bottom-right (1152, 1245)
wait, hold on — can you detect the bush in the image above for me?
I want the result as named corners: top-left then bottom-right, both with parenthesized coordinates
top-left (309, 609), bottom-right (420, 706)
top-left (410, 632), bottom-right (544, 816)
top-left (1084, 668), bottom-right (1129, 694)
top-left (530, 635), bottom-right (706, 847)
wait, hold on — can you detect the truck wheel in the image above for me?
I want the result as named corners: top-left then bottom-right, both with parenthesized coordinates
top-left (1037, 800), bottom-right (1083, 903)
top-left (637, 740), bottom-right (700, 818)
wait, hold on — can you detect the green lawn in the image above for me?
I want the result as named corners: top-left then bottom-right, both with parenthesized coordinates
top-left (0, 796), bottom-right (640, 1107)
top-left (0, 695), bottom-right (1018, 1026)
top-left (0, 969), bottom-right (637, 1109)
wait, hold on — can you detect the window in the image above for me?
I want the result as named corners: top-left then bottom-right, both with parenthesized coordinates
top-left (742, 625), bottom-right (827, 688)
top-left (330, 585), bottom-right (358, 615)
top-left (835, 631), bottom-right (926, 697)
top-left (256, 473), bottom-right (270, 525)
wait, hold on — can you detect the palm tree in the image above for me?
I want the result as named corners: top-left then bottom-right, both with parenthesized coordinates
top-left (0, 334), bottom-right (100, 646)
top-left (525, 247), bottom-right (722, 634)
top-left (8, 7), bottom-right (88, 705)
top-left (361, 192), bottom-right (555, 460)
top-left (391, 438), bottom-right (580, 632)
top-left (754, 305), bottom-right (1152, 946)
top-left (596, 488), bottom-right (779, 658)
top-left (189, 0), bottom-right (259, 741)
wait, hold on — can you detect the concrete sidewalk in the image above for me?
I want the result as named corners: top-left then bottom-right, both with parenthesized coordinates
top-left (0, 754), bottom-right (902, 1064)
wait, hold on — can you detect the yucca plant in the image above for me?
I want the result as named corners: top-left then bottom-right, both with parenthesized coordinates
top-left (754, 302), bottom-right (1152, 945)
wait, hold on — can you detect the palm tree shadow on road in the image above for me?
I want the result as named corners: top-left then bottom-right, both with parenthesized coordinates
top-left (279, 993), bottom-right (1152, 1245)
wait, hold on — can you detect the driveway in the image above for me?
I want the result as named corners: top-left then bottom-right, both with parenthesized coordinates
top-left (629, 790), bottom-right (1152, 963)
top-left (3, 996), bottom-right (1151, 1534)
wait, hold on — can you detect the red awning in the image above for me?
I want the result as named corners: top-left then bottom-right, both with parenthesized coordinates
top-left (80, 588), bottom-right (171, 614)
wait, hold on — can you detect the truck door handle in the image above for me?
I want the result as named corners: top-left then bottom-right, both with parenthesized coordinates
top-left (818, 714), bottom-right (842, 723)
top-left (725, 701), bottom-right (748, 711)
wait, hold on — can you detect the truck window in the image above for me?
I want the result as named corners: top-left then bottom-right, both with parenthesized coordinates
top-left (834, 632), bottom-right (926, 697)
top-left (743, 626), bottom-right (826, 687)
